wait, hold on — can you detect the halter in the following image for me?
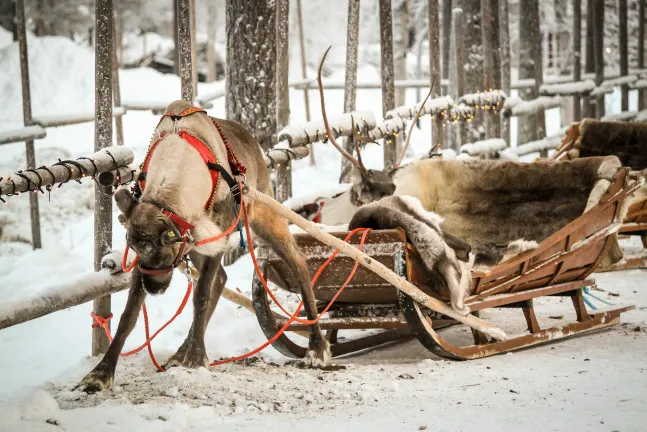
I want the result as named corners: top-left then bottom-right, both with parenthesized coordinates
top-left (132, 106), bottom-right (247, 275)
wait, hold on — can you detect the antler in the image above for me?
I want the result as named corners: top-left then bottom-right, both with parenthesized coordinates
top-left (317, 46), bottom-right (366, 174)
top-left (350, 115), bottom-right (368, 173)
top-left (394, 86), bottom-right (434, 168)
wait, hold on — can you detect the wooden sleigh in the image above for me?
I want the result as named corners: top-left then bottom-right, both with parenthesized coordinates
top-left (251, 166), bottom-right (642, 361)
top-left (551, 119), bottom-right (647, 271)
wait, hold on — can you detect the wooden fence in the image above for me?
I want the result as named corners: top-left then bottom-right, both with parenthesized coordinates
top-left (1, 0), bottom-right (646, 356)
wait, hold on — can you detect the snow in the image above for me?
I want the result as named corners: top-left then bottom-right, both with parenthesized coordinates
top-left (1, 32), bottom-right (647, 431)
top-left (277, 111), bottom-right (376, 146)
top-left (539, 79), bottom-right (596, 96)
top-left (460, 138), bottom-right (507, 156)
top-left (0, 125), bottom-right (46, 145)
top-left (504, 95), bottom-right (563, 116)
top-left (385, 95), bottom-right (454, 120)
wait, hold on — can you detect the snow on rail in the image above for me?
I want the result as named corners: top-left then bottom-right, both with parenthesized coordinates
top-left (460, 138), bottom-right (507, 156)
top-left (385, 95), bottom-right (454, 120)
top-left (503, 95), bottom-right (562, 117)
top-left (277, 111), bottom-right (376, 146)
top-left (540, 79), bottom-right (596, 96)
top-left (33, 107), bottom-right (126, 128)
top-left (459, 90), bottom-right (507, 108)
top-left (0, 125), bottom-right (46, 145)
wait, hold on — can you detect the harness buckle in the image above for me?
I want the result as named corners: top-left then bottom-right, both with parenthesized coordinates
top-left (182, 256), bottom-right (193, 281)
top-left (185, 231), bottom-right (196, 245)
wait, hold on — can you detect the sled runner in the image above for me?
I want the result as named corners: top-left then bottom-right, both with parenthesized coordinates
top-left (551, 119), bottom-right (647, 271)
top-left (251, 159), bottom-right (641, 360)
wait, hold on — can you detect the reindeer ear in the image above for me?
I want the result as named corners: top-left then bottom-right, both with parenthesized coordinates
top-left (442, 232), bottom-right (472, 262)
top-left (114, 188), bottom-right (138, 218)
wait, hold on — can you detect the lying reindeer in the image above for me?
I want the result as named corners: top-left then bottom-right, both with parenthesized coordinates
top-left (78, 101), bottom-right (330, 393)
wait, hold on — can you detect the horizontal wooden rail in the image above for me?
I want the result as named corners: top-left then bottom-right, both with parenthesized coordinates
top-left (0, 125), bottom-right (46, 145)
top-left (33, 107), bottom-right (126, 128)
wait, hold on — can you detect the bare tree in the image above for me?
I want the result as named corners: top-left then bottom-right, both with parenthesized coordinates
top-left (225, 0), bottom-right (276, 151)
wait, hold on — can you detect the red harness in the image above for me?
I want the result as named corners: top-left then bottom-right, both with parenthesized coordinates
top-left (133, 106), bottom-right (246, 275)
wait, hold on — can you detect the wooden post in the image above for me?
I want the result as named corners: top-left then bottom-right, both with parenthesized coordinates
top-left (92, 0), bottom-right (114, 356)
top-left (639, 0), bottom-right (646, 110)
top-left (295, 0), bottom-right (315, 166)
top-left (341, 0), bottom-right (361, 181)
top-left (518, 0), bottom-right (544, 144)
top-left (394, 0), bottom-right (409, 108)
top-left (584, 0), bottom-right (595, 118)
top-left (572, 0), bottom-right (582, 121)
top-left (619, 0), bottom-right (629, 112)
top-left (593, 0), bottom-right (605, 118)
top-left (498, 0), bottom-right (511, 144)
top-left (177, 0), bottom-right (194, 102)
top-left (190, 0), bottom-right (198, 99)
top-left (275, 0), bottom-right (291, 202)
top-left (448, 7), bottom-right (465, 150)
top-left (173, 0), bottom-right (180, 75)
top-left (429, 0), bottom-right (444, 148)
top-left (206, 3), bottom-right (218, 82)
top-left (379, 0), bottom-right (398, 167)
top-left (112, 8), bottom-right (124, 146)
top-left (442, 0), bottom-right (452, 86)
top-left (481, 0), bottom-right (495, 139)
top-left (15, 0), bottom-right (41, 250)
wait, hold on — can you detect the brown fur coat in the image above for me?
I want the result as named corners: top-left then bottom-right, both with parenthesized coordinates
top-left (575, 119), bottom-right (647, 170)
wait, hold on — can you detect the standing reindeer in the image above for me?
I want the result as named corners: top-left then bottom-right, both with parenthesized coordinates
top-left (78, 100), bottom-right (331, 393)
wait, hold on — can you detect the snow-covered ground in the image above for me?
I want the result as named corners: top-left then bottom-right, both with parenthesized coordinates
top-left (0, 34), bottom-right (646, 431)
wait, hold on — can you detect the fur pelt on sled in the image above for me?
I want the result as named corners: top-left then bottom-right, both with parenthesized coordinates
top-left (349, 195), bottom-right (474, 314)
top-left (393, 156), bottom-right (625, 268)
top-left (570, 119), bottom-right (647, 170)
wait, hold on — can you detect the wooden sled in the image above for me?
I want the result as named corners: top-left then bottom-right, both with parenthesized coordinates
top-left (252, 168), bottom-right (640, 360)
top-left (551, 119), bottom-right (647, 271)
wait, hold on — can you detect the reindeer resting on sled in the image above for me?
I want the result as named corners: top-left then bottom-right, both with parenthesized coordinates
top-left (79, 101), bottom-right (331, 392)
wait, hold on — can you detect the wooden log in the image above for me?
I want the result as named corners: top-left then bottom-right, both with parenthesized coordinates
top-left (619, 0), bottom-right (629, 112)
top-left (448, 7), bottom-right (465, 151)
top-left (428, 0), bottom-right (444, 148)
top-left (177, 0), bottom-right (193, 102)
top-left (16, 0), bottom-right (41, 249)
top-left (0, 146), bottom-right (133, 197)
top-left (340, 0), bottom-right (361, 181)
top-left (379, 0), bottom-right (398, 167)
top-left (386, 95), bottom-right (454, 120)
top-left (93, 0), bottom-right (115, 357)
top-left (278, 111), bottom-right (376, 146)
top-left (264, 144), bottom-right (310, 168)
top-left (573, 0), bottom-right (582, 121)
top-left (295, 0), bottom-right (314, 166)
top-left (593, 0), bottom-right (605, 118)
top-left (639, 0), bottom-right (646, 110)
top-left (498, 0), bottom-right (511, 144)
top-left (274, 0), bottom-right (291, 202)
top-left (243, 186), bottom-right (507, 341)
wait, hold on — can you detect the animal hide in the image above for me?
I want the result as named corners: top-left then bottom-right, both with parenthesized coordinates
top-left (349, 195), bottom-right (474, 315)
top-left (575, 119), bottom-right (647, 170)
top-left (393, 156), bottom-right (625, 267)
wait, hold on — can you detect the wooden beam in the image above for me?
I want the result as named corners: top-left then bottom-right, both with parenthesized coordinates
top-left (340, 0), bottom-right (361, 181)
top-left (177, 0), bottom-right (193, 101)
top-left (93, 0), bottom-right (115, 357)
top-left (16, 0), bottom-right (41, 249)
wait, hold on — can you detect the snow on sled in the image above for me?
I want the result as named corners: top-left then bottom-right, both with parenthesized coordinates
top-left (551, 119), bottom-right (647, 271)
top-left (251, 157), bottom-right (642, 361)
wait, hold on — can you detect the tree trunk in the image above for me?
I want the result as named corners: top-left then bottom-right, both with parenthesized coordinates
top-left (518, 0), bottom-right (545, 144)
top-left (593, 0), bottom-right (605, 118)
top-left (190, 0), bottom-right (198, 99)
top-left (429, 0), bottom-right (443, 148)
top-left (442, 0), bottom-right (452, 86)
top-left (481, 0), bottom-right (499, 138)
top-left (619, 0), bottom-right (629, 111)
top-left (295, 0), bottom-right (315, 166)
top-left (226, 0), bottom-right (276, 151)
top-left (379, 0), bottom-right (398, 167)
top-left (93, 0), bottom-right (114, 356)
top-left (639, 0), bottom-right (646, 110)
top-left (394, 0), bottom-right (409, 108)
top-left (178, 0), bottom-right (194, 101)
top-left (584, 0), bottom-right (595, 117)
top-left (554, 0), bottom-right (570, 74)
top-left (275, 0), bottom-right (291, 202)
top-left (448, 7), bottom-right (465, 150)
top-left (207, 3), bottom-right (218, 82)
top-left (341, 0), bottom-right (361, 181)
top-left (173, 0), bottom-right (180, 74)
top-left (498, 0), bottom-right (511, 143)
top-left (112, 7), bottom-right (124, 146)
top-left (462, 0), bottom-right (482, 141)
top-left (573, 0), bottom-right (582, 121)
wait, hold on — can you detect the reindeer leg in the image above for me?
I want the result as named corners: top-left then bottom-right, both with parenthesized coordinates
top-left (164, 252), bottom-right (225, 369)
top-left (249, 202), bottom-right (330, 367)
top-left (77, 268), bottom-right (147, 393)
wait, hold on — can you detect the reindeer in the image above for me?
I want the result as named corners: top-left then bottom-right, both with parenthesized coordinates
top-left (78, 100), bottom-right (331, 393)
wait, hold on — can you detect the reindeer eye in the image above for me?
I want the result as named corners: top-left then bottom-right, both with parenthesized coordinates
top-left (160, 229), bottom-right (180, 246)
top-left (139, 240), bottom-right (155, 255)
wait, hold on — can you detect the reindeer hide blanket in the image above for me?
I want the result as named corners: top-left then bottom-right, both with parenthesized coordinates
top-left (575, 119), bottom-right (647, 170)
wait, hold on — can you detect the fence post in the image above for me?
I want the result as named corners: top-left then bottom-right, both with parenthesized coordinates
top-left (92, 0), bottom-right (114, 356)
top-left (481, 0), bottom-right (496, 139)
top-left (190, 0), bottom-right (198, 100)
top-left (275, 0), bottom-right (291, 202)
top-left (295, 0), bottom-right (315, 166)
top-left (341, 0), bottom-right (360, 181)
top-left (583, 0), bottom-right (595, 118)
top-left (639, 0), bottom-right (646, 110)
top-left (442, 0), bottom-right (452, 89)
top-left (619, 0), bottom-right (629, 112)
top-left (572, 0), bottom-right (582, 121)
top-left (593, 0), bottom-right (605, 118)
top-left (498, 0), bottom-right (511, 144)
top-left (518, 0), bottom-right (544, 145)
top-left (449, 7), bottom-right (465, 150)
top-left (428, 0), bottom-right (444, 148)
top-left (177, 0), bottom-right (194, 102)
top-left (112, 7), bottom-right (124, 146)
top-left (16, 0), bottom-right (42, 250)
top-left (379, 0), bottom-right (397, 168)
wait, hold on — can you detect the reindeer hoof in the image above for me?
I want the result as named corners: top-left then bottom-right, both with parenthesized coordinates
top-left (294, 338), bottom-right (331, 368)
top-left (77, 369), bottom-right (114, 394)
top-left (164, 341), bottom-right (209, 370)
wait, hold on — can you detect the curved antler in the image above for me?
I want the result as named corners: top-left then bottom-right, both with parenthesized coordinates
top-left (317, 46), bottom-right (366, 173)
top-left (394, 86), bottom-right (434, 168)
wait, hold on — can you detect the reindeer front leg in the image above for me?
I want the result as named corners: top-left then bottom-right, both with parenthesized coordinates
top-left (77, 268), bottom-right (146, 393)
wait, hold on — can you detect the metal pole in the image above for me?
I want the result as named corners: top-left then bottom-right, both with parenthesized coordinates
top-left (177, 0), bottom-right (194, 101)
top-left (341, 0), bottom-right (360, 181)
top-left (92, 0), bottom-right (114, 356)
top-left (16, 0), bottom-right (42, 250)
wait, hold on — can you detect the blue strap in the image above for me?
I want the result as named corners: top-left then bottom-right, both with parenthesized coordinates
top-left (582, 286), bottom-right (615, 310)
